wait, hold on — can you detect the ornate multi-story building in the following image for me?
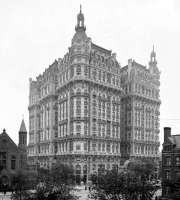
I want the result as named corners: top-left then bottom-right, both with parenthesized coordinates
top-left (28, 7), bottom-right (160, 183)
top-left (120, 48), bottom-right (160, 162)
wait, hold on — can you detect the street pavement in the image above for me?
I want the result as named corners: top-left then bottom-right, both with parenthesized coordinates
top-left (0, 187), bottom-right (90, 200)
top-left (73, 185), bottom-right (89, 200)
top-left (153, 188), bottom-right (162, 200)
top-left (0, 187), bottom-right (162, 200)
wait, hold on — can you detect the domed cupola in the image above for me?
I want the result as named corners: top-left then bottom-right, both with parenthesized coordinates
top-left (72, 5), bottom-right (88, 45)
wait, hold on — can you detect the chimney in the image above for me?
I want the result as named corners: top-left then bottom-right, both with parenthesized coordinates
top-left (164, 127), bottom-right (171, 143)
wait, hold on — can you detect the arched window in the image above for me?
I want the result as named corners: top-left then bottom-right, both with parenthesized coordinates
top-left (76, 88), bottom-right (81, 94)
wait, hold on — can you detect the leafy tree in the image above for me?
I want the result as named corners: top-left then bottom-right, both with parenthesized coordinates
top-left (90, 161), bottom-right (157, 200)
top-left (90, 170), bottom-right (125, 200)
top-left (37, 167), bottom-right (50, 184)
top-left (22, 163), bottom-right (76, 200)
top-left (127, 159), bottom-right (155, 179)
top-left (50, 163), bottom-right (74, 186)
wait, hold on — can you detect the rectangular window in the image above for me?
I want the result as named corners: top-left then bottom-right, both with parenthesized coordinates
top-left (84, 143), bottom-right (87, 151)
top-left (92, 122), bottom-right (96, 135)
top-left (107, 143), bottom-right (110, 152)
top-left (84, 66), bottom-right (88, 76)
top-left (98, 70), bottom-right (101, 81)
top-left (98, 143), bottom-right (101, 151)
top-left (76, 98), bottom-right (81, 117)
top-left (107, 73), bottom-right (111, 84)
top-left (76, 65), bottom-right (81, 75)
top-left (76, 144), bottom-right (81, 151)
top-left (70, 67), bottom-right (74, 78)
top-left (107, 122), bottom-right (110, 137)
top-left (103, 72), bottom-right (106, 82)
top-left (165, 157), bottom-right (171, 166)
top-left (98, 124), bottom-right (101, 137)
top-left (93, 69), bottom-right (97, 80)
top-left (70, 141), bottom-right (73, 151)
top-left (54, 143), bottom-right (58, 153)
top-left (76, 123), bottom-right (81, 135)
top-left (102, 143), bottom-right (105, 152)
top-left (92, 143), bottom-right (96, 151)
top-left (0, 152), bottom-right (6, 169)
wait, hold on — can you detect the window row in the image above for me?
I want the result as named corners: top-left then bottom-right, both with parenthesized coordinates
top-left (39, 130), bottom-right (50, 141)
top-left (0, 153), bottom-right (17, 170)
top-left (55, 142), bottom-right (120, 153)
top-left (134, 145), bottom-right (158, 155)
top-left (59, 65), bottom-right (121, 88)
top-left (164, 156), bottom-right (180, 166)
top-left (134, 83), bottom-right (159, 99)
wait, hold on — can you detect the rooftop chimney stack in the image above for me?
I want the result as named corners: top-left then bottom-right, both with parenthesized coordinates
top-left (164, 127), bottom-right (171, 143)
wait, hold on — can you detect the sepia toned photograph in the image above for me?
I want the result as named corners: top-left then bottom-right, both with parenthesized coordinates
top-left (0, 0), bottom-right (180, 199)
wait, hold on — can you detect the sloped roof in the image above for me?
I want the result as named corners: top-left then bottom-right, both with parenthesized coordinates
top-left (19, 119), bottom-right (27, 133)
top-left (0, 129), bottom-right (19, 152)
top-left (91, 42), bottom-right (112, 55)
top-left (168, 135), bottom-right (180, 148)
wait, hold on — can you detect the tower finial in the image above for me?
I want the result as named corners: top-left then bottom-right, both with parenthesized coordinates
top-left (151, 45), bottom-right (156, 60)
top-left (149, 45), bottom-right (158, 71)
top-left (75, 5), bottom-right (86, 32)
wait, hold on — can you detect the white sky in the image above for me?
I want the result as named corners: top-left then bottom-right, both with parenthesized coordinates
top-left (0, 0), bottom-right (180, 150)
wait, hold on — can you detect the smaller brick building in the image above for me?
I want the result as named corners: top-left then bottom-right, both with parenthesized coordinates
top-left (162, 127), bottom-right (180, 198)
top-left (0, 120), bottom-right (27, 188)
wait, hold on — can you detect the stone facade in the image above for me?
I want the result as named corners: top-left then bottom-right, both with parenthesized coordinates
top-left (28, 7), bottom-right (160, 182)
top-left (120, 51), bottom-right (160, 162)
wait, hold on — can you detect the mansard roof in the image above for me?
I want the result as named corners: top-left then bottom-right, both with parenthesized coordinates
top-left (91, 43), bottom-right (112, 56)
top-left (121, 60), bottom-right (149, 72)
top-left (35, 59), bottom-right (58, 82)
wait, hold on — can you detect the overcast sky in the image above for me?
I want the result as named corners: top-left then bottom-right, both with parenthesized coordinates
top-left (0, 0), bottom-right (180, 149)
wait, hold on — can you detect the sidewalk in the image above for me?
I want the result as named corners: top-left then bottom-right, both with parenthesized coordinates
top-left (73, 185), bottom-right (89, 200)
